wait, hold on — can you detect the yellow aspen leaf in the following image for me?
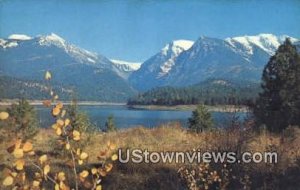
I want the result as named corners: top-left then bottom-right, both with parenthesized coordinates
top-left (96, 185), bottom-right (102, 190)
top-left (73, 130), bottom-right (80, 141)
top-left (22, 142), bottom-right (33, 152)
top-left (56, 128), bottom-right (62, 136)
top-left (64, 118), bottom-right (70, 126)
top-left (15, 159), bottom-right (25, 171)
top-left (39, 155), bottom-right (48, 164)
top-left (91, 168), bottom-right (98, 175)
top-left (2, 176), bottom-right (14, 186)
top-left (56, 119), bottom-right (64, 127)
top-left (111, 154), bottom-right (118, 161)
top-left (0, 111), bottom-right (9, 120)
top-left (80, 152), bottom-right (88, 160)
top-left (45, 71), bottom-right (52, 80)
top-left (105, 163), bottom-right (113, 172)
top-left (52, 123), bottom-right (58, 130)
top-left (61, 110), bottom-right (66, 117)
top-left (43, 164), bottom-right (50, 175)
top-left (98, 169), bottom-right (107, 177)
top-left (76, 148), bottom-right (81, 155)
top-left (11, 172), bottom-right (18, 177)
top-left (79, 170), bottom-right (89, 178)
top-left (56, 102), bottom-right (63, 109)
top-left (78, 159), bottom-right (83, 165)
top-left (60, 181), bottom-right (70, 190)
top-left (65, 143), bottom-right (70, 150)
top-left (52, 107), bottom-right (60, 116)
top-left (109, 143), bottom-right (116, 150)
top-left (55, 183), bottom-right (60, 190)
top-left (42, 100), bottom-right (52, 107)
top-left (13, 148), bottom-right (24, 159)
top-left (57, 172), bottom-right (66, 181)
top-left (15, 139), bottom-right (22, 149)
top-left (33, 180), bottom-right (40, 187)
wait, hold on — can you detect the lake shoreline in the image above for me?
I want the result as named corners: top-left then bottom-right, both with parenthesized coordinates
top-left (128, 104), bottom-right (250, 112)
top-left (0, 99), bottom-right (126, 106)
top-left (0, 100), bottom-right (249, 113)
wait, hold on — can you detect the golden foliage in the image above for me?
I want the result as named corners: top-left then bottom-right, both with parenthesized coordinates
top-left (39, 154), bottom-right (48, 164)
top-left (0, 111), bottom-right (9, 120)
top-left (15, 159), bottom-right (25, 171)
top-left (22, 141), bottom-right (33, 153)
top-left (13, 148), bottom-right (24, 159)
top-left (1, 71), bottom-right (117, 190)
top-left (2, 176), bottom-right (14, 186)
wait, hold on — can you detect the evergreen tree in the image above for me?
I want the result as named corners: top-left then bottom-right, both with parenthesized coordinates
top-left (254, 39), bottom-right (300, 132)
top-left (7, 99), bottom-right (38, 139)
top-left (105, 115), bottom-right (116, 132)
top-left (188, 105), bottom-right (214, 133)
top-left (67, 100), bottom-right (96, 133)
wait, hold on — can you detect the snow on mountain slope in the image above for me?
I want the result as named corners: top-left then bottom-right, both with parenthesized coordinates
top-left (8, 34), bottom-right (32, 40)
top-left (110, 59), bottom-right (142, 79)
top-left (159, 40), bottom-right (194, 76)
top-left (225, 34), bottom-right (298, 55)
top-left (111, 59), bottom-right (141, 71)
top-left (0, 34), bottom-right (136, 101)
top-left (128, 40), bottom-right (194, 91)
top-left (130, 34), bottom-right (299, 91)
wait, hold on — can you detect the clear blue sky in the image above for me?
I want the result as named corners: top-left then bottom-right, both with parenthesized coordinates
top-left (0, 0), bottom-right (299, 62)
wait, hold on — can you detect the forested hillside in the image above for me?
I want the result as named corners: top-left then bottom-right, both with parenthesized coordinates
top-left (128, 79), bottom-right (260, 106)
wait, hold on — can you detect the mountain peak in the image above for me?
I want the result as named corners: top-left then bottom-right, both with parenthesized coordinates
top-left (161, 40), bottom-right (194, 54)
top-left (38, 33), bottom-right (66, 47)
top-left (226, 33), bottom-right (298, 55)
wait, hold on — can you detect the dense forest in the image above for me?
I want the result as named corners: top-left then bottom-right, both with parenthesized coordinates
top-left (128, 79), bottom-right (261, 106)
top-left (0, 75), bottom-right (73, 100)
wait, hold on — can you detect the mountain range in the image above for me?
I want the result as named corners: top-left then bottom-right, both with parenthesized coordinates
top-left (0, 33), bottom-right (299, 101)
top-left (0, 33), bottom-right (136, 101)
top-left (129, 34), bottom-right (299, 91)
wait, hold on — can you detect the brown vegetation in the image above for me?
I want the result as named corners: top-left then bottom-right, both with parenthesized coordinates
top-left (1, 122), bottom-right (300, 189)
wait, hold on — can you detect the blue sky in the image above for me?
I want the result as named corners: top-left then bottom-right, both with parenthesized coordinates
top-left (0, 0), bottom-right (299, 62)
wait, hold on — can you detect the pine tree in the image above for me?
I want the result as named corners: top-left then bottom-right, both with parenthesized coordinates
top-left (188, 105), bottom-right (214, 133)
top-left (105, 115), bottom-right (116, 132)
top-left (254, 39), bottom-right (300, 132)
top-left (6, 99), bottom-right (38, 139)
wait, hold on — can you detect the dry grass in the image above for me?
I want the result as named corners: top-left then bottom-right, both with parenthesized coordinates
top-left (1, 122), bottom-right (300, 189)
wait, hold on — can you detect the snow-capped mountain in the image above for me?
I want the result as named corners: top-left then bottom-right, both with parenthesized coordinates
top-left (110, 59), bottom-right (141, 79)
top-left (0, 33), bottom-right (136, 101)
top-left (129, 34), bottom-right (299, 91)
top-left (225, 34), bottom-right (298, 56)
top-left (128, 40), bottom-right (194, 91)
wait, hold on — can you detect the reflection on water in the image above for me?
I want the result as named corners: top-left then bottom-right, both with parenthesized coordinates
top-left (36, 105), bottom-right (248, 129)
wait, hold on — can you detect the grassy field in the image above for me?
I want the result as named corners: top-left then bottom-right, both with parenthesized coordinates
top-left (1, 122), bottom-right (300, 189)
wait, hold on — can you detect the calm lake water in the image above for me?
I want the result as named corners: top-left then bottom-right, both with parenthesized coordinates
top-left (35, 105), bottom-right (248, 129)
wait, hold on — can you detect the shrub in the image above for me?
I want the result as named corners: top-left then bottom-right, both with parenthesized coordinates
top-left (105, 115), bottom-right (116, 132)
top-left (188, 105), bottom-right (214, 133)
top-left (6, 98), bottom-right (38, 139)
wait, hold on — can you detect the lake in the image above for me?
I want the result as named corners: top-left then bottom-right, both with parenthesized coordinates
top-left (36, 105), bottom-right (249, 129)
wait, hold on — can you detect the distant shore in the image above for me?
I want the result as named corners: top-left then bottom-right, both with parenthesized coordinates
top-left (0, 99), bottom-right (126, 106)
top-left (128, 104), bottom-right (250, 112)
top-left (0, 100), bottom-right (249, 112)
